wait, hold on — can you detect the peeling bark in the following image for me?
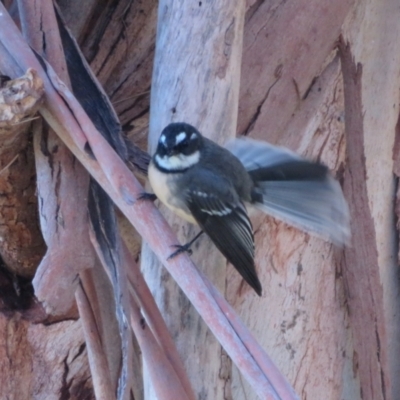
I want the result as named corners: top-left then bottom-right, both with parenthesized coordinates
top-left (0, 0), bottom-right (399, 399)
top-left (76, 0), bottom-right (157, 130)
top-left (339, 37), bottom-right (389, 400)
top-left (343, 1), bottom-right (400, 399)
top-left (0, 315), bottom-right (93, 400)
top-left (239, 0), bottom-right (355, 142)
top-left (0, 70), bottom-right (46, 277)
top-left (15, 0), bottom-right (97, 316)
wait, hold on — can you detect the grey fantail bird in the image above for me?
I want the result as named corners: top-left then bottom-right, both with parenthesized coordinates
top-left (148, 122), bottom-right (350, 296)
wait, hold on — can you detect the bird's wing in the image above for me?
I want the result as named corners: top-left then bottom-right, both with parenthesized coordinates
top-left (225, 137), bottom-right (302, 171)
top-left (184, 179), bottom-right (262, 295)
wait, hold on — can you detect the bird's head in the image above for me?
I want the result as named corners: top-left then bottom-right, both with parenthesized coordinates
top-left (154, 122), bottom-right (203, 171)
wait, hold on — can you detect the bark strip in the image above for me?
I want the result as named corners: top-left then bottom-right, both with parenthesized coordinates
top-left (17, 0), bottom-right (96, 316)
top-left (339, 38), bottom-right (389, 400)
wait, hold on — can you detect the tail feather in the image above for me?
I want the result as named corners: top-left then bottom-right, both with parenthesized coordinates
top-left (226, 138), bottom-right (350, 245)
top-left (248, 160), bottom-right (328, 182)
top-left (254, 179), bottom-right (350, 245)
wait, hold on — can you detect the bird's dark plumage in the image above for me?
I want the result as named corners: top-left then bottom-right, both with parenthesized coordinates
top-left (184, 173), bottom-right (261, 296)
top-left (148, 122), bottom-right (350, 296)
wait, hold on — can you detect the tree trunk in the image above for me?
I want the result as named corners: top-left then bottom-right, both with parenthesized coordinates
top-left (142, 1), bottom-right (245, 398)
top-left (0, 0), bottom-right (399, 399)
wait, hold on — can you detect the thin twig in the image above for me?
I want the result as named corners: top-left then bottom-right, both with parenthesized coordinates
top-left (0, 153), bottom-right (18, 176)
top-left (76, 284), bottom-right (116, 400)
top-left (11, 115), bottom-right (40, 125)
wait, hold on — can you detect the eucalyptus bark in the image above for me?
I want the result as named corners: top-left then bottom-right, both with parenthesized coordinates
top-left (0, 71), bottom-right (46, 277)
top-left (230, 1), bottom-right (400, 399)
top-left (142, 1), bottom-right (246, 398)
top-left (0, 0), bottom-right (399, 399)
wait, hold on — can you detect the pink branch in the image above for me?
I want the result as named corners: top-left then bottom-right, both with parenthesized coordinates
top-left (129, 291), bottom-right (192, 400)
top-left (122, 241), bottom-right (196, 400)
top-left (76, 284), bottom-right (115, 400)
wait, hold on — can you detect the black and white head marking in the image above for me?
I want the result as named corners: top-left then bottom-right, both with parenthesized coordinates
top-left (175, 131), bottom-right (187, 145)
top-left (154, 122), bottom-right (203, 172)
top-left (159, 133), bottom-right (167, 146)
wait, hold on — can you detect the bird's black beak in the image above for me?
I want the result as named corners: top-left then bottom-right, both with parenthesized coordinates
top-left (166, 147), bottom-right (179, 157)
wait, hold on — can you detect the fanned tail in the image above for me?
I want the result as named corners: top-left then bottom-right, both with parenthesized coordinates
top-left (226, 138), bottom-right (350, 245)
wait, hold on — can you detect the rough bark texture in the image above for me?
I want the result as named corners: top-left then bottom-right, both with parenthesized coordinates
top-left (19, 0), bottom-right (97, 317)
top-left (238, 0), bottom-right (355, 141)
top-left (0, 0), bottom-right (399, 399)
top-left (344, 1), bottom-right (400, 398)
top-left (0, 71), bottom-right (46, 277)
top-left (0, 315), bottom-right (93, 400)
top-left (229, 2), bottom-right (400, 400)
top-left (229, 58), bottom-right (355, 399)
top-left (339, 38), bottom-right (388, 400)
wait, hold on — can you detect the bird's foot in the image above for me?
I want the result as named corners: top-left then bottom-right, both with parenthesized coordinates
top-left (168, 244), bottom-right (193, 260)
top-left (137, 192), bottom-right (157, 201)
top-left (167, 231), bottom-right (204, 260)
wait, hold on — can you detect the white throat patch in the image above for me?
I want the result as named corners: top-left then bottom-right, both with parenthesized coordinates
top-left (155, 151), bottom-right (200, 171)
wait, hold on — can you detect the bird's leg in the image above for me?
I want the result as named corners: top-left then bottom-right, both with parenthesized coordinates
top-left (168, 231), bottom-right (205, 259)
top-left (137, 192), bottom-right (157, 201)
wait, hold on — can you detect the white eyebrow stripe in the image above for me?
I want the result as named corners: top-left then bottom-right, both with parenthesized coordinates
top-left (160, 134), bottom-right (167, 145)
top-left (175, 132), bottom-right (187, 144)
top-left (190, 133), bottom-right (197, 140)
